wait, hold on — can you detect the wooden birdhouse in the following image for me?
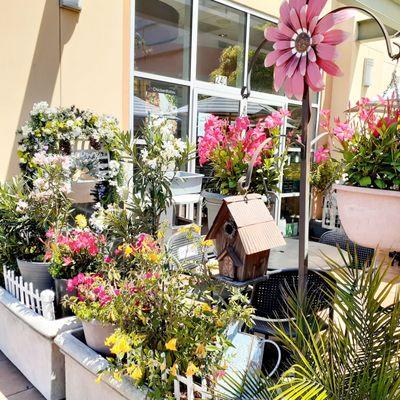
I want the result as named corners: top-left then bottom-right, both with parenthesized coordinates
top-left (206, 194), bottom-right (286, 282)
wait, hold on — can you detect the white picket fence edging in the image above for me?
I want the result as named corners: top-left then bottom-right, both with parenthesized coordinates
top-left (3, 266), bottom-right (55, 321)
top-left (173, 374), bottom-right (211, 400)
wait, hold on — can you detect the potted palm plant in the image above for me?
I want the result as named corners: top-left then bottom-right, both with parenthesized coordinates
top-left (320, 100), bottom-right (400, 262)
top-left (0, 155), bottom-right (71, 292)
top-left (198, 113), bottom-right (287, 229)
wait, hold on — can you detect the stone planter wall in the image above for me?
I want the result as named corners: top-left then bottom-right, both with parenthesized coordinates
top-left (0, 287), bottom-right (81, 400)
top-left (55, 329), bottom-right (148, 400)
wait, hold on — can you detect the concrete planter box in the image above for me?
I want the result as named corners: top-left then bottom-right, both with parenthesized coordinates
top-left (55, 329), bottom-right (148, 400)
top-left (0, 287), bottom-right (81, 400)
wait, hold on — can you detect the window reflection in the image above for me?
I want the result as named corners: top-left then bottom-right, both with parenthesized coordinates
top-left (197, 0), bottom-right (246, 87)
top-left (133, 78), bottom-right (190, 140)
top-left (135, 0), bottom-right (192, 80)
top-left (248, 16), bottom-right (277, 94)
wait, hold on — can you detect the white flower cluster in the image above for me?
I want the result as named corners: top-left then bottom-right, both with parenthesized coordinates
top-left (32, 151), bottom-right (70, 171)
top-left (30, 101), bottom-right (57, 118)
top-left (140, 116), bottom-right (187, 173)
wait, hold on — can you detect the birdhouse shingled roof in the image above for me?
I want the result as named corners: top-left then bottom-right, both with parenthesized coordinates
top-left (206, 194), bottom-right (285, 255)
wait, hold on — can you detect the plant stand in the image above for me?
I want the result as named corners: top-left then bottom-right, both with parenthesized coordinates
top-left (0, 287), bottom-right (81, 400)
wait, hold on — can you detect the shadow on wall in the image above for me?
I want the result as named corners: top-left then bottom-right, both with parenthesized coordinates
top-left (6, 0), bottom-right (79, 180)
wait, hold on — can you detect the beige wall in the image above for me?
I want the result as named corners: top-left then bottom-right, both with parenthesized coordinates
top-left (0, 0), bottom-right (130, 181)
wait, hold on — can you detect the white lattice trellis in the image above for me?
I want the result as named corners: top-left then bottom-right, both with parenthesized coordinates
top-left (2, 266), bottom-right (55, 320)
top-left (322, 190), bottom-right (341, 230)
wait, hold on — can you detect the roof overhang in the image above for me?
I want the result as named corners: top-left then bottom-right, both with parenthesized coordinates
top-left (341, 0), bottom-right (400, 38)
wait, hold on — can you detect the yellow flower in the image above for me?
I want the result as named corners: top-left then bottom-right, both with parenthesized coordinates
top-left (201, 303), bottom-right (212, 313)
top-left (110, 335), bottom-right (132, 356)
top-left (170, 363), bottom-right (178, 377)
top-left (195, 343), bottom-right (206, 358)
top-left (186, 362), bottom-right (199, 377)
top-left (124, 245), bottom-right (134, 256)
top-left (165, 338), bottom-right (177, 351)
top-left (75, 214), bottom-right (87, 229)
top-left (128, 365), bottom-right (143, 381)
top-left (113, 370), bottom-right (123, 382)
top-left (201, 239), bottom-right (213, 247)
top-left (148, 253), bottom-right (161, 263)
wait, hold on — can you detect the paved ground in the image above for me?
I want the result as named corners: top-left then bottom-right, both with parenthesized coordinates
top-left (0, 351), bottom-right (44, 400)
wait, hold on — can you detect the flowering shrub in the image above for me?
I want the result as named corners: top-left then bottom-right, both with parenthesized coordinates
top-left (114, 116), bottom-right (194, 235)
top-left (17, 101), bottom-right (123, 204)
top-left (0, 158), bottom-right (71, 266)
top-left (198, 112), bottom-right (288, 195)
top-left (93, 270), bottom-right (254, 399)
top-left (64, 273), bottom-right (122, 323)
top-left (45, 215), bottom-right (107, 279)
top-left (310, 146), bottom-right (343, 195)
top-left (320, 98), bottom-right (400, 190)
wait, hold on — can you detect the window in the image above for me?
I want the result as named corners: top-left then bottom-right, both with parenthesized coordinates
top-left (135, 0), bottom-right (192, 80)
top-left (197, 0), bottom-right (246, 87)
top-left (248, 16), bottom-right (277, 94)
top-left (133, 77), bottom-right (190, 140)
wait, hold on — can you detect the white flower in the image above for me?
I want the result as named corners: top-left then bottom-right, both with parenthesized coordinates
top-left (146, 158), bottom-right (157, 169)
top-left (66, 120), bottom-right (74, 127)
top-left (18, 144), bottom-right (26, 152)
top-left (108, 160), bottom-right (120, 177)
top-left (21, 124), bottom-right (32, 138)
top-left (16, 200), bottom-right (28, 213)
top-left (141, 149), bottom-right (148, 161)
top-left (30, 101), bottom-right (50, 116)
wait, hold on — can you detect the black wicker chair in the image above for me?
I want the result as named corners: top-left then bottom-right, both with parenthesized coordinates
top-left (319, 229), bottom-right (374, 269)
top-left (249, 268), bottom-right (335, 338)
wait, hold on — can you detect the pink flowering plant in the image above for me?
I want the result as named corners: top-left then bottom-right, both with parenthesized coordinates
top-left (45, 214), bottom-right (107, 279)
top-left (320, 97), bottom-right (400, 190)
top-left (198, 112), bottom-right (288, 195)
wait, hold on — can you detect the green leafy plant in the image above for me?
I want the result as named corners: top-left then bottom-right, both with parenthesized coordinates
top-left (310, 158), bottom-right (343, 194)
top-left (113, 116), bottom-right (194, 236)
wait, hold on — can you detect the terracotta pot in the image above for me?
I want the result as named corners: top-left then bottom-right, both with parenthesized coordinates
top-left (311, 190), bottom-right (323, 220)
top-left (334, 184), bottom-right (400, 252)
top-left (82, 320), bottom-right (116, 356)
top-left (16, 259), bottom-right (54, 293)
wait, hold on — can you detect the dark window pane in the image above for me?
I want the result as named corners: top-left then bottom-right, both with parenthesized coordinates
top-left (135, 0), bottom-right (191, 80)
top-left (133, 77), bottom-right (190, 140)
top-left (197, 0), bottom-right (245, 88)
top-left (248, 16), bottom-right (277, 94)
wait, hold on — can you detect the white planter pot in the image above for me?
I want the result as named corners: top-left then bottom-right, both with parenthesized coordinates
top-left (334, 184), bottom-right (400, 252)
top-left (202, 191), bottom-right (226, 230)
top-left (17, 259), bottom-right (54, 293)
top-left (0, 287), bottom-right (81, 400)
top-left (168, 171), bottom-right (204, 196)
top-left (82, 319), bottom-right (116, 356)
top-left (55, 329), bottom-right (148, 400)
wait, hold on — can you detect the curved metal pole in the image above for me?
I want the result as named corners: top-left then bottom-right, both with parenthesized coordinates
top-left (326, 6), bottom-right (400, 61)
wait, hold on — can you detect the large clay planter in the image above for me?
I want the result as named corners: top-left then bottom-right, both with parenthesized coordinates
top-left (82, 320), bottom-right (116, 356)
top-left (334, 184), bottom-right (400, 259)
top-left (17, 259), bottom-right (54, 293)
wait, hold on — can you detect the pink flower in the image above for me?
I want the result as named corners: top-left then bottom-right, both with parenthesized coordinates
top-left (314, 146), bottom-right (330, 163)
top-left (63, 257), bottom-right (73, 266)
top-left (66, 279), bottom-right (75, 292)
top-left (104, 255), bottom-right (112, 263)
top-left (264, 0), bottom-right (354, 99)
top-left (45, 228), bottom-right (55, 238)
top-left (334, 122), bottom-right (354, 141)
top-left (278, 108), bottom-right (291, 118)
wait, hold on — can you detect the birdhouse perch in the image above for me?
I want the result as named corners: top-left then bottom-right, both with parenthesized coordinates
top-left (206, 194), bottom-right (286, 282)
